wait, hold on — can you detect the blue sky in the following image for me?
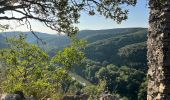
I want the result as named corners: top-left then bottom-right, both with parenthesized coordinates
top-left (77, 0), bottom-right (149, 30)
top-left (2, 0), bottom-right (149, 34)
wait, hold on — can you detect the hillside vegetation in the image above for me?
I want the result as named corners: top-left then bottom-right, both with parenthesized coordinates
top-left (0, 28), bottom-right (147, 100)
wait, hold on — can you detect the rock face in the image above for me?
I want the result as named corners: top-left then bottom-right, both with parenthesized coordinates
top-left (0, 93), bottom-right (36, 100)
top-left (147, 0), bottom-right (170, 100)
top-left (99, 94), bottom-right (120, 100)
top-left (100, 95), bottom-right (120, 100)
top-left (62, 94), bottom-right (89, 100)
top-left (1, 94), bottom-right (23, 100)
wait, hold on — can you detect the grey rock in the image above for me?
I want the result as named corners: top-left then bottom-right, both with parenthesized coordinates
top-left (62, 94), bottom-right (89, 100)
top-left (1, 94), bottom-right (22, 100)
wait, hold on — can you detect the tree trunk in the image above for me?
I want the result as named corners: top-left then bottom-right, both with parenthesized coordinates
top-left (147, 0), bottom-right (170, 100)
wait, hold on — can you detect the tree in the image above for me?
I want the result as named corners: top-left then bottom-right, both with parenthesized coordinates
top-left (0, 0), bottom-right (136, 35)
top-left (0, 36), bottom-right (86, 99)
top-left (1, 0), bottom-right (170, 99)
top-left (0, 36), bottom-right (53, 99)
top-left (138, 79), bottom-right (147, 100)
top-left (147, 0), bottom-right (170, 100)
top-left (97, 65), bottom-right (118, 93)
top-left (51, 37), bottom-right (86, 71)
top-left (83, 80), bottom-right (106, 100)
top-left (96, 65), bottom-right (145, 99)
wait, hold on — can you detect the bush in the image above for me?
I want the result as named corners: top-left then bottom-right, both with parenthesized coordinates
top-left (0, 36), bottom-right (86, 99)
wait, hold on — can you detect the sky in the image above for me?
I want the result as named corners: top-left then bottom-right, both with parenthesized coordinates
top-left (1, 0), bottom-right (149, 34)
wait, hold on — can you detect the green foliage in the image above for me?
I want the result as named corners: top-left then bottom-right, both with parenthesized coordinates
top-left (96, 65), bottom-right (146, 100)
top-left (51, 37), bottom-right (86, 71)
top-left (0, 0), bottom-right (137, 35)
top-left (138, 79), bottom-right (147, 100)
top-left (83, 80), bottom-right (106, 100)
top-left (0, 36), bottom-right (52, 99)
top-left (96, 64), bottom-right (119, 92)
top-left (69, 72), bottom-right (93, 86)
top-left (118, 42), bottom-right (147, 69)
top-left (0, 28), bottom-right (148, 69)
top-left (121, 96), bottom-right (129, 100)
top-left (83, 85), bottom-right (99, 100)
top-left (116, 66), bottom-right (146, 99)
top-left (0, 28), bottom-right (148, 99)
top-left (0, 35), bottom-right (86, 99)
top-left (74, 59), bottom-right (102, 83)
top-left (84, 28), bottom-right (147, 68)
top-left (119, 42), bottom-right (146, 57)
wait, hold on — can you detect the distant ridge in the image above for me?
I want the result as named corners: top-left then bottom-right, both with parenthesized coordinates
top-left (0, 28), bottom-right (147, 64)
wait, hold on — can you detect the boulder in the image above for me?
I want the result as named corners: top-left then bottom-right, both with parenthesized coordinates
top-left (62, 94), bottom-right (89, 100)
top-left (1, 93), bottom-right (22, 100)
top-left (0, 92), bottom-right (36, 100)
top-left (100, 93), bottom-right (120, 100)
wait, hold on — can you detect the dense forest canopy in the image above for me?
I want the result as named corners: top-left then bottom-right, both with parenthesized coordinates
top-left (0, 28), bottom-right (148, 99)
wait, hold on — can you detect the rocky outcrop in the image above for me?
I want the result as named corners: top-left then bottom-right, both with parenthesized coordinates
top-left (62, 94), bottom-right (89, 100)
top-left (1, 93), bottom-right (23, 100)
top-left (99, 93), bottom-right (120, 100)
top-left (0, 93), bottom-right (36, 100)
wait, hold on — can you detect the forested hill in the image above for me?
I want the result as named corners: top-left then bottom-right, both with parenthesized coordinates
top-left (84, 28), bottom-right (147, 69)
top-left (0, 28), bottom-right (147, 69)
top-left (0, 28), bottom-right (148, 99)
